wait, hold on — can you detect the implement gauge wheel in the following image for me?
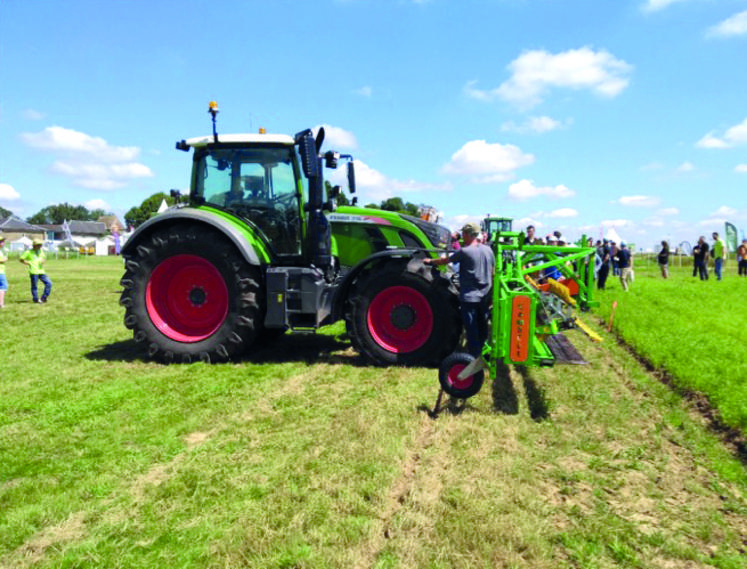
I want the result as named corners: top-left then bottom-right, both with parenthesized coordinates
top-left (120, 223), bottom-right (262, 363)
top-left (438, 352), bottom-right (484, 399)
top-left (346, 259), bottom-right (461, 366)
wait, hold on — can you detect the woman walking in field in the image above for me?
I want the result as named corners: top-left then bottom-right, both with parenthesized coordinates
top-left (657, 240), bottom-right (670, 279)
top-left (738, 239), bottom-right (747, 277)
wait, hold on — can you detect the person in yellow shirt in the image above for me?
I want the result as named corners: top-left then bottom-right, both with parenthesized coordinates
top-left (19, 239), bottom-right (52, 303)
top-left (0, 235), bottom-right (8, 308)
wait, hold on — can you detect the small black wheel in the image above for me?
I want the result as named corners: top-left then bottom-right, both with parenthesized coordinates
top-left (438, 352), bottom-right (485, 399)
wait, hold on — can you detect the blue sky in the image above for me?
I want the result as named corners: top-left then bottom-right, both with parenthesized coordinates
top-left (1, 0), bottom-right (745, 250)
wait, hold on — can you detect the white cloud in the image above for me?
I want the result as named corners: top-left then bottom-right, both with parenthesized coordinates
top-left (676, 161), bottom-right (694, 172)
top-left (736, 164), bottom-right (747, 173)
top-left (22, 126), bottom-right (141, 162)
top-left (22, 109), bottom-right (45, 120)
top-left (501, 116), bottom-right (570, 134)
top-left (696, 118), bottom-right (747, 149)
top-left (85, 199), bottom-right (111, 211)
top-left (50, 161), bottom-right (154, 190)
top-left (707, 10), bottom-right (747, 38)
top-left (0, 183), bottom-right (21, 201)
top-left (713, 206), bottom-right (737, 216)
top-left (314, 124), bottom-right (358, 150)
top-left (330, 159), bottom-right (450, 202)
top-left (547, 208), bottom-right (578, 218)
top-left (507, 179), bottom-right (575, 200)
top-left (617, 195), bottom-right (661, 207)
top-left (515, 216), bottom-right (545, 229)
top-left (353, 86), bottom-right (373, 97)
top-left (643, 216), bottom-right (665, 227)
top-left (601, 219), bottom-right (633, 228)
top-left (21, 126), bottom-right (154, 191)
top-left (642, 0), bottom-right (689, 13)
top-left (696, 132), bottom-right (730, 149)
top-left (467, 47), bottom-right (632, 109)
top-left (441, 140), bottom-right (534, 183)
top-left (640, 161), bottom-right (664, 171)
top-left (658, 207), bottom-right (680, 216)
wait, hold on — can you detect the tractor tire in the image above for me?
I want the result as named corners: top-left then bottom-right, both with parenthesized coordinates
top-left (438, 352), bottom-right (484, 399)
top-left (119, 223), bottom-right (262, 363)
top-left (346, 259), bottom-right (461, 366)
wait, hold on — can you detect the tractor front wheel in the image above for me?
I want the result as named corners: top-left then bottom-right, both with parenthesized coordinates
top-left (120, 224), bottom-right (262, 363)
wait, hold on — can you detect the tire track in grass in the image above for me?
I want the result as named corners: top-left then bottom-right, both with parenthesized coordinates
top-left (352, 412), bottom-right (441, 569)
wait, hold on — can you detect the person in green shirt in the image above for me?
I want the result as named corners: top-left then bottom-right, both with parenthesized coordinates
top-left (0, 235), bottom-right (8, 308)
top-left (712, 232), bottom-right (726, 281)
top-left (19, 239), bottom-right (52, 303)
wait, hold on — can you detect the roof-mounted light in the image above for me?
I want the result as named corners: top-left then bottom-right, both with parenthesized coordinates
top-left (208, 101), bottom-right (219, 142)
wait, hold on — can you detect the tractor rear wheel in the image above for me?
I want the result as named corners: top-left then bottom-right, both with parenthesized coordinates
top-left (438, 352), bottom-right (484, 399)
top-left (346, 259), bottom-right (461, 366)
top-left (120, 224), bottom-right (262, 363)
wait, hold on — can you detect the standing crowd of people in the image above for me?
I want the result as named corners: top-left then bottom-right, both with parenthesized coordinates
top-left (686, 232), bottom-right (742, 281)
top-left (0, 235), bottom-right (53, 307)
top-left (594, 238), bottom-right (634, 292)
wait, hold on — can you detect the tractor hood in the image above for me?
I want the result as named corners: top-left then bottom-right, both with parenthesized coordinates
top-left (330, 206), bottom-right (451, 250)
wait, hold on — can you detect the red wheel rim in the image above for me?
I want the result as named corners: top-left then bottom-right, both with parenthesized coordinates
top-left (146, 254), bottom-right (229, 342)
top-left (447, 364), bottom-right (474, 390)
top-left (367, 285), bottom-right (433, 353)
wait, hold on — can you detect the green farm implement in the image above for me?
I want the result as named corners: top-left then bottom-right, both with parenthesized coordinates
top-left (436, 229), bottom-right (599, 404)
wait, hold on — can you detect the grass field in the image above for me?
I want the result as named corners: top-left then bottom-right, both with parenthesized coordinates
top-left (594, 255), bottom-right (747, 431)
top-left (1, 257), bottom-right (747, 568)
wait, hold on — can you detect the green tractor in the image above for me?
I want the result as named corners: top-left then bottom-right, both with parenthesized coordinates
top-left (120, 104), bottom-right (460, 365)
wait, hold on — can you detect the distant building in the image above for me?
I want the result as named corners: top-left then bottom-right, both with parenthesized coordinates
top-left (0, 215), bottom-right (46, 243)
top-left (39, 220), bottom-right (108, 242)
top-left (98, 215), bottom-right (124, 234)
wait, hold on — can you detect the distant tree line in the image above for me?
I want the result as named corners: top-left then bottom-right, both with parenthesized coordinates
top-left (0, 190), bottom-right (420, 231)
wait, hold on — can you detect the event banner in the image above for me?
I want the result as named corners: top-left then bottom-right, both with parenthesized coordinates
top-left (725, 222), bottom-right (738, 253)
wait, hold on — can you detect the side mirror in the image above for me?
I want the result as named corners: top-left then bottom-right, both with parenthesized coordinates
top-left (347, 161), bottom-right (356, 194)
top-left (324, 151), bottom-right (340, 169)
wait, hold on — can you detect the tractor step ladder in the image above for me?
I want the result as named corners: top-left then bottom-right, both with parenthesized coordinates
top-left (545, 333), bottom-right (588, 365)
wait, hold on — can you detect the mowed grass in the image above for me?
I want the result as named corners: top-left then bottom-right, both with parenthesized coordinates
top-left (0, 256), bottom-right (746, 568)
top-left (594, 256), bottom-right (747, 431)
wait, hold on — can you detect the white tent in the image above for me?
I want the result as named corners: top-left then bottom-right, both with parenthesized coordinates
top-left (57, 238), bottom-right (85, 249)
top-left (94, 236), bottom-right (115, 256)
top-left (605, 227), bottom-right (623, 243)
top-left (10, 236), bottom-right (32, 251)
top-left (157, 199), bottom-right (169, 213)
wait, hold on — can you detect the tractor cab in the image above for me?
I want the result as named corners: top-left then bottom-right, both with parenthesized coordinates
top-left (180, 105), bottom-right (354, 270)
top-left (189, 140), bottom-right (305, 259)
top-left (483, 216), bottom-right (513, 243)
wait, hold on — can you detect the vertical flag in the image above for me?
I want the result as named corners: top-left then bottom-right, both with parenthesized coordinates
top-left (113, 226), bottom-right (121, 255)
top-left (725, 222), bottom-right (738, 253)
top-left (62, 219), bottom-right (73, 243)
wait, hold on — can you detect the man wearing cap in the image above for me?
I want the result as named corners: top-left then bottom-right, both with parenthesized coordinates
top-left (0, 235), bottom-right (8, 308)
top-left (19, 239), bottom-right (52, 303)
top-left (424, 222), bottom-right (495, 358)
